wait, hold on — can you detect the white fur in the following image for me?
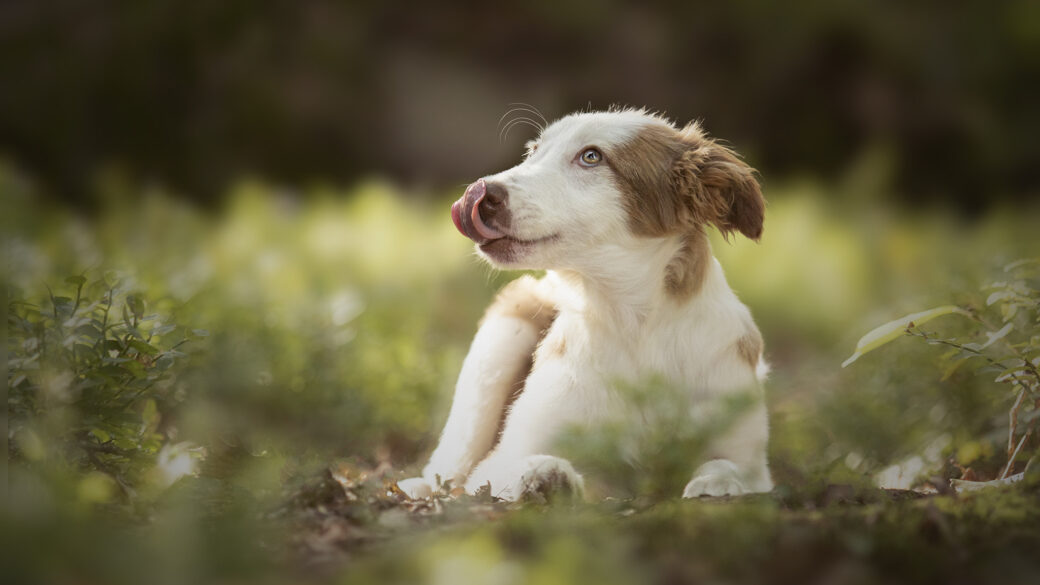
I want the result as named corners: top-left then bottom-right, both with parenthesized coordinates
top-left (400, 110), bottom-right (773, 501)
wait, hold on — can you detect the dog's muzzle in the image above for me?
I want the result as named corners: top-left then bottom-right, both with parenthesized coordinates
top-left (451, 179), bottom-right (507, 244)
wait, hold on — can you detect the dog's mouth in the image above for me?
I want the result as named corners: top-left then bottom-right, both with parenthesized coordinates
top-left (450, 180), bottom-right (557, 255)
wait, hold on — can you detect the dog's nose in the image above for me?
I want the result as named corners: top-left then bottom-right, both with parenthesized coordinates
top-left (451, 179), bottom-right (508, 243)
top-left (478, 181), bottom-right (509, 224)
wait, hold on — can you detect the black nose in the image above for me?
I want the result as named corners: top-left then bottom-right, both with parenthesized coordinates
top-left (478, 181), bottom-right (509, 225)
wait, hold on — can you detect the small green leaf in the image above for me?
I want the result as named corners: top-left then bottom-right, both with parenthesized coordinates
top-left (842, 305), bottom-right (970, 368)
top-left (65, 275), bottom-right (87, 286)
top-left (981, 323), bottom-right (1014, 349)
top-left (1004, 258), bottom-right (1039, 272)
top-left (152, 323), bottom-right (176, 336)
top-left (142, 399), bottom-right (160, 432)
top-left (126, 294), bottom-right (144, 319)
top-left (124, 361), bottom-right (147, 379)
top-left (129, 340), bottom-right (159, 356)
top-left (97, 365), bottom-right (129, 378)
top-left (191, 329), bottom-right (209, 337)
top-left (994, 360), bottom-right (1028, 383)
top-left (987, 290), bottom-right (1013, 306)
top-left (75, 323), bottom-right (102, 339)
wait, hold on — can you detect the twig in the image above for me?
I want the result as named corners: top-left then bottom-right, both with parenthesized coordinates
top-left (970, 309), bottom-right (1040, 379)
top-left (1001, 430), bottom-right (1031, 480)
top-left (1008, 388), bottom-right (1026, 457)
top-left (908, 329), bottom-right (1036, 394)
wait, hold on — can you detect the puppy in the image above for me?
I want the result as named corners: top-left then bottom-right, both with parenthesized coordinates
top-left (399, 108), bottom-right (772, 501)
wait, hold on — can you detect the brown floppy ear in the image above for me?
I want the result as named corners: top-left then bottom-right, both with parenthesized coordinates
top-left (673, 135), bottom-right (765, 241)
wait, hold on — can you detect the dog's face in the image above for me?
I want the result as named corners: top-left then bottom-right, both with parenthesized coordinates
top-left (451, 109), bottom-right (764, 270)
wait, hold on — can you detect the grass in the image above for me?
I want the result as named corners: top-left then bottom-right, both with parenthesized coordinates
top-left (3, 158), bottom-right (1040, 584)
top-left (277, 467), bottom-right (1040, 584)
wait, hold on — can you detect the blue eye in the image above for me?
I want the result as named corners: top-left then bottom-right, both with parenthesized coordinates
top-left (579, 148), bottom-right (602, 166)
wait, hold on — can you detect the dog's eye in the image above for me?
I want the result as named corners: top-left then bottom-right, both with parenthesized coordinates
top-left (579, 148), bottom-right (602, 167)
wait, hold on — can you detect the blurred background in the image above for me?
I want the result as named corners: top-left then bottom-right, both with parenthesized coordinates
top-left (3, 0), bottom-right (1039, 209)
top-left (3, 1), bottom-right (1040, 584)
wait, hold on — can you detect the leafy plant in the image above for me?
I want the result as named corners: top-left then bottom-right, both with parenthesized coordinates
top-left (557, 378), bottom-right (758, 499)
top-left (7, 275), bottom-right (203, 499)
top-left (843, 258), bottom-right (1040, 479)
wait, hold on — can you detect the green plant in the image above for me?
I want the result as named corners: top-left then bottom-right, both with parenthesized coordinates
top-left (7, 275), bottom-right (203, 499)
top-left (557, 378), bottom-right (758, 499)
top-left (843, 258), bottom-right (1040, 479)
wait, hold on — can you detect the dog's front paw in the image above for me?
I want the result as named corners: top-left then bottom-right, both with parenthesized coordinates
top-left (682, 459), bottom-right (748, 498)
top-left (516, 455), bottom-right (585, 503)
top-left (397, 477), bottom-right (434, 500)
top-left (466, 455), bottom-right (585, 502)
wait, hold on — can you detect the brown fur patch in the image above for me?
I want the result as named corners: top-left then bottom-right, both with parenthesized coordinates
top-left (663, 230), bottom-right (713, 301)
top-left (606, 121), bottom-right (765, 301)
top-left (607, 124), bottom-right (688, 237)
top-left (481, 275), bottom-right (558, 335)
top-left (672, 126), bottom-right (765, 241)
top-left (735, 328), bottom-right (763, 370)
top-left (607, 121), bottom-right (766, 243)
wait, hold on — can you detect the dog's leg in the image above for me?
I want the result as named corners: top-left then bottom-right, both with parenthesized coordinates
top-left (683, 389), bottom-right (772, 498)
top-left (398, 277), bottom-right (555, 499)
top-left (419, 313), bottom-right (541, 488)
top-left (463, 349), bottom-right (596, 501)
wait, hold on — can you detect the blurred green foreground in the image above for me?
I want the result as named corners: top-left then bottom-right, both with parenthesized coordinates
top-left (3, 159), bottom-right (1040, 584)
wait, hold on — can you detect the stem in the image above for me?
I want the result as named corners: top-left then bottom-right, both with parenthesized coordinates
top-left (72, 278), bottom-right (84, 315)
top-left (120, 381), bottom-right (157, 409)
top-left (968, 308), bottom-right (1040, 380)
top-left (45, 283), bottom-right (57, 320)
top-left (909, 329), bottom-right (1037, 394)
top-left (100, 287), bottom-right (113, 337)
top-left (71, 280), bottom-right (84, 369)
top-left (1008, 388), bottom-right (1025, 457)
top-left (1001, 430), bottom-right (1031, 480)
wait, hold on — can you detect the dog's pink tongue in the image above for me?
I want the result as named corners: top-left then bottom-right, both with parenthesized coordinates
top-left (451, 198), bottom-right (465, 236)
top-left (451, 179), bottom-right (504, 244)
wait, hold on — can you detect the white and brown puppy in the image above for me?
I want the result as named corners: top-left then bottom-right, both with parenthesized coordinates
top-left (399, 109), bottom-right (772, 501)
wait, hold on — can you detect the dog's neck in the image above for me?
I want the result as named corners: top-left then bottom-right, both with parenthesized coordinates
top-left (553, 231), bottom-right (722, 335)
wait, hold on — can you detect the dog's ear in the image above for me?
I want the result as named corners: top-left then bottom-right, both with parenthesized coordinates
top-left (673, 131), bottom-right (765, 241)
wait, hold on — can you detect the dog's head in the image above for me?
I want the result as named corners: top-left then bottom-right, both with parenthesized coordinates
top-left (451, 109), bottom-right (764, 270)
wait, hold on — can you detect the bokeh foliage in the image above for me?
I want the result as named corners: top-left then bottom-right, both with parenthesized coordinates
top-left (2, 0), bottom-right (1038, 207)
top-left (3, 154), bottom-right (1040, 583)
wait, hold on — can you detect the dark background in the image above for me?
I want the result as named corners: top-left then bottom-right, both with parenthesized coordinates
top-left (2, 0), bottom-right (1038, 210)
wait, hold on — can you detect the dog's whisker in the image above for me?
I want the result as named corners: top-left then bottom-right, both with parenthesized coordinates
top-left (500, 117), bottom-right (541, 143)
top-left (498, 106), bottom-right (546, 133)
top-left (506, 102), bottom-right (549, 129)
top-left (500, 116), bottom-right (540, 143)
top-left (503, 104), bottom-right (548, 130)
top-left (497, 109), bottom-right (530, 138)
top-left (507, 117), bottom-right (541, 134)
top-left (498, 107), bottom-right (533, 132)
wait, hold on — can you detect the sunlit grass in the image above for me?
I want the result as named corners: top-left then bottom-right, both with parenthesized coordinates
top-left (3, 159), bottom-right (1040, 584)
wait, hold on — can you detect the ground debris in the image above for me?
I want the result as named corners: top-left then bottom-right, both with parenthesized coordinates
top-left (276, 464), bottom-right (1040, 584)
